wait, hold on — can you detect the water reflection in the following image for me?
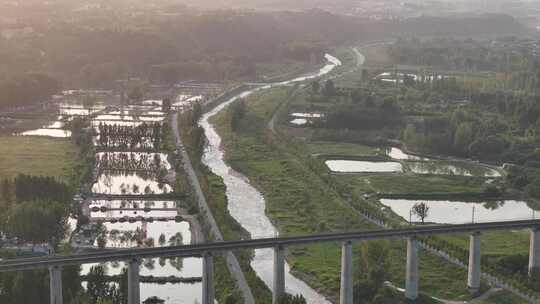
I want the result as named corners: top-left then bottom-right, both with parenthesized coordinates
top-left (92, 172), bottom-right (172, 195)
top-left (380, 199), bottom-right (538, 224)
top-left (386, 147), bottom-right (425, 161)
top-left (407, 161), bottom-right (501, 177)
top-left (96, 152), bottom-right (171, 171)
top-left (20, 128), bottom-right (72, 138)
top-left (326, 160), bottom-right (403, 173)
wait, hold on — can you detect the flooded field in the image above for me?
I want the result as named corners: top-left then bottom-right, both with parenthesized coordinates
top-left (386, 147), bottom-right (426, 161)
top-left (79, 219), bottom-right (202, 304)
top-left (380, 199), bottom-right (538, 224)
top-left (20, 128), bottom-right (72, 138)
top-left (74, 101), bottom-right (202, 303)
top-left (326, 160), bottom-right (403, 173)
top-left (407, 161), bottom-right (501, 177)
top-left (92, 171), bottom-right (172, 195)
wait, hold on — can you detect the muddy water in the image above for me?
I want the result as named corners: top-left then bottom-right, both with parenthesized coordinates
top-left (201, 55), bottom-right (341, 303)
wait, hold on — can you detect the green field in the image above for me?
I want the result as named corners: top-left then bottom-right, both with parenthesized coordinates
top-left (306, 141), bottom-right (381, 157)
top-left (0, 136), bottom-right (78, 182)
top-left (211, 87), bottom-right (485, 302)
top-left (341, 174), bottom-right (489, 195)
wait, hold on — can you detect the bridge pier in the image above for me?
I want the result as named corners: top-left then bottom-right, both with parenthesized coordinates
top-left (202, 252), bottom-right (215, 304)
top-left (405, 237), bottom-right (419, 300)
top-left (273, 245), bottom-right (286, 304)
top-left (127, 258), bottom-right (141, 304)
top-left (49, 266), bottom-right (63, 304)
top-left (467, 232), bottom-right (481, 293)
top-left (340, 241), bottom-right (353, 304)
top-left (529, 228), bottom-right (540, 276)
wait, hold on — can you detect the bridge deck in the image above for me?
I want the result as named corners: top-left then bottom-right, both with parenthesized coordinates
top-left (1, 219), bottom-right (540, 272)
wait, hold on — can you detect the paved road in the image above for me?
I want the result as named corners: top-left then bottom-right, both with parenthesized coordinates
top-left (170, 112), bottom-right (255, 304)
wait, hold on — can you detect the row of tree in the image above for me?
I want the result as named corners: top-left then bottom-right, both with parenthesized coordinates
top-left (96, 152), bottom-right (167, 172)
top-left (95, 123), bottom-right (163, 151)
top-left (0, 175), bottom-right (72, 245)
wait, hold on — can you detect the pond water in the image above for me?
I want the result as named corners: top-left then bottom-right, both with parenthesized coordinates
top-left (173, 95), bottom-right (204, 109)
top-left (407, 161), bottom-right (501, 177)
top-left (91, 209), bottom-right (179, 218)
top-left (63, 95), bottom-right (196, 303)
top-left (96, 152), bottom-right (172, 170)
top-left (90, 200), bottom-right (178, 210)
top-left (92, 172), bottom-right (172, 195)
top-left (201, 54), bottom-right (342, 304)
top-left (92, 120), bottom-right (145, 127)
top-left (290, 118), bottom-right (308, 125)
top-left (376, 72), bottom-right (448, 84)
top-left (88, 220), bottom-right (191, 248)
top-left (95, 115), bottom-right (134, 121)
top-left (291, 113), bottom-right (323, 118)
top-left (326, 160), bottom-right (403, 173)
top-left (380, 199), bottom-right (539, 224)
top-left (20, 128), bottom-right (72, 138)
top-left (80, 220), bottom-right (202, 304)
top-left (386, 147), bottom-right (426, 161)
top-left (140, 116), bottom-right (165, 122)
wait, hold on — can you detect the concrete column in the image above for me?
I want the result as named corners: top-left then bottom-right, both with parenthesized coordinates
top-left (405, 237), bottom-right (419, 300)
top-left (529, 228), bottom-right (540, 276)
top-left (340, 241), bottom-right (353, 304)
top-left (273, 245), bottom-right (286, 304)
top-left (49, 266), bottom-right (63, 304)
top-left (128, 258), bottom-right (141, 304)
top-left (467, 232), bottom-right (481, 293)
top-left (202, 252), bottom-right (215, 304)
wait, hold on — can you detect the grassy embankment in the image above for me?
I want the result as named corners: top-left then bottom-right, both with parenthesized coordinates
top-left (210, 86), bottom-right (481, 302)
top-left (175, 112), bottom-right (273, 303)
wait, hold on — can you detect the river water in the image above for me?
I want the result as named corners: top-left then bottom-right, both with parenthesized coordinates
top-left (200, 54), bottom-right (341, 303)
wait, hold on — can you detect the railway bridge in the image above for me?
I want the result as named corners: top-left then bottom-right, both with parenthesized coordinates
top-left (2, 220), bottom-right (540, 304)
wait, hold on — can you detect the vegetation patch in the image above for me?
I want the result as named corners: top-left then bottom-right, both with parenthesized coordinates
top-left (0, 136), bottom-right (78, 182)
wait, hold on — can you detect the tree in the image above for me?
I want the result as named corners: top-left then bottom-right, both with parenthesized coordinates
top-left (311, 81), bottom-right (320, 94)
top-left (412, 202), bottom-right (430, 224)
top-left (143, 296), bottom-right (165, 304)
top-left (162, 98), bottom-right (171, 113)
top-left (83, 94), bottom-right (97, 109)
top-left (354, 241), bottom-right (393, 303)
top-left (5, 200), bottom-right (68, 245)
top-left (87, 266), bottom-right (113, 304)
top-left (230, 99), bottom-right (247, 132)
top-left (453, 122), bottom-right (474, 155)
top-left (127, 85), bottom-right (144, 102)
top-left (322, 80), bottom-right (336, 96)
top-left (279, 294), bottom-right (307, 304)
top-left (158, 233), bottom-right (166, 246)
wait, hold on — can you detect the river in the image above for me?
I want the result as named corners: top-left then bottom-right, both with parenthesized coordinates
top-left (200, 54), bottom-right (342, 303)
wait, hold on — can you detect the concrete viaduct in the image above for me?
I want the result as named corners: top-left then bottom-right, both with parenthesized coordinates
top-left (2, 219), bottom-right (540, 304)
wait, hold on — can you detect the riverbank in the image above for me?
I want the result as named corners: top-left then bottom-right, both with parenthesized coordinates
top-left (209, 86), bottom-right (481, 302)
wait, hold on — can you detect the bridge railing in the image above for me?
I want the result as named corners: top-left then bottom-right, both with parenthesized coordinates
top-left (3, 220), bottom-right (540, 304)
